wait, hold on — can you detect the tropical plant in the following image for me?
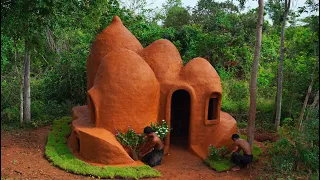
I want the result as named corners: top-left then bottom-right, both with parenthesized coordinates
top-left (208, 145), bottom-right (228, 161)
top-left (115, 126), bottom-right (144, 160)
top-left (150, 119), bottom-right (170, 140)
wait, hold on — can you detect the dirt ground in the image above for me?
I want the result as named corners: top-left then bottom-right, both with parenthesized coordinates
top-left (1, 126), bottom-right (268, 180)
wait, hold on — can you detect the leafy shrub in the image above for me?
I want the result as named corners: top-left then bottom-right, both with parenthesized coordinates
top-left (208, 145), bottom-right (228, 161)
top-left (115, 127), bottom-right (144, 159)
top-left (269, 138), bottom-right (299, 174)
top-left (237, 121), bottom-right (248, 129)
top-left (282, 117), bottom-right (295, 128)
top-left (229, 80), bottom-right (249, 101)
top-left (151, 119), bottom-right (170, 140)
top-left (270, 110), bottom-right (319, 176)
top-left (205, 146), bottom-right (232, 172)
top-left (115, 120), bottom-right (170, 159)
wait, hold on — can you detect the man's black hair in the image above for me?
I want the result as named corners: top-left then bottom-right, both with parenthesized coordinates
top-left (231, 134), bottom-right (240, 140)
top-left (144, 126), bottom-right (153, 134)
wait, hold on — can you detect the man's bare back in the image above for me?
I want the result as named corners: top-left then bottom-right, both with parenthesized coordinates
top-left (232, 138), bottom-right (252, 155)
top-left (230, 134), bottom-right (253, 171)
top-left (140, 134), bottom-right (164, 156)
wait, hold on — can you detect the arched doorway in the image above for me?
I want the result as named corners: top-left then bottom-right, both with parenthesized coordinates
top-left (170, 90), bottom-right (191, 147)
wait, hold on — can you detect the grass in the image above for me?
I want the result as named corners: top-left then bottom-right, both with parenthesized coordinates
top-left (45, 116), bottom-right (161, 179)
top-left (205, 158), bottom-right (233, 172)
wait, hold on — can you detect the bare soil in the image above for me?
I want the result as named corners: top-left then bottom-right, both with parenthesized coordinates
top-left (1, 126), bottom-right (268, 180)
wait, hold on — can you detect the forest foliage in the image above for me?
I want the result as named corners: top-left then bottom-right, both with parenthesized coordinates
top-left (1, 0), bottom-right (319, 178)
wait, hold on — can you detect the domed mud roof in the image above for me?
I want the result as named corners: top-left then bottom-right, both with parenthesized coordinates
top-left (86, 16), bottom-right (143, 90)
top-left (88, 48), bottom-right (160, 133)
top-left (139, 39), bottom-right (183, 82)
top-left (181, 57), bottom-right (222, 93)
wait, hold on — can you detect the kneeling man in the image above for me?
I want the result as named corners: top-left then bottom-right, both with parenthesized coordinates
top-left (229, 134), bottom-right (253, 171)
top-left (139, 126), bottom-right (164, 167)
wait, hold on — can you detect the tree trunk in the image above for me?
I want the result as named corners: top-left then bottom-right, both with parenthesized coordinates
top-left (23, 41), bottom-right (31, 122)
top-left (14, 39), bottom-right (24, 127)
top-left (306, 90), bottom-right (319, 121)
top-left (247, 0), bottom-right (264, 148)
top-left (297, 61), bottom-right (317, 131)
top-left (275, 0), bottom-right (291, 131)
top-left (20, 70), bottom-right (24, 126)
top-left (13, 39), bottom-right (24, 126)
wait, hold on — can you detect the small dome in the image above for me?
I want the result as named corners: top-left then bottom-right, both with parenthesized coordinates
top-left (181, 58), bottom-right (222, 93)
top-left (139, 39), bottom-right (183, 82)
top-left (86, 16), bottom-right (143, 90)
top-left (89, 48), bottom-right (160, 133)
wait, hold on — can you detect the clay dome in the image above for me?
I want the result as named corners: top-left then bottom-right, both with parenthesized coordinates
top-left (88, 48), bottom-right (160, 133)
top-left (139, 39), bottom-right (183, 82)
top-left (86, 16), bottom-right (143, 90)
top-left (181, 58), bottom-right (222, 93)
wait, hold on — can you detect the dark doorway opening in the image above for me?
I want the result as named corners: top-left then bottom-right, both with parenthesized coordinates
top-left (170, 90), bottom-right (191, 147)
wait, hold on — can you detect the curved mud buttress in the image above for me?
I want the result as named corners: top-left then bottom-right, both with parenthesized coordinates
top-left (67, 106), bottom-right (136, 165)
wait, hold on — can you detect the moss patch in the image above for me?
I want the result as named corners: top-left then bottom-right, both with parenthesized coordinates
top-left (205, 158), bottom-right (233, 172)
top-left (45, 117), bottom-right (161, 179)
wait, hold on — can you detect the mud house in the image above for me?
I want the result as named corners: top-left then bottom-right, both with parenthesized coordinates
top-left (67, 16), bottom-right (237, 166)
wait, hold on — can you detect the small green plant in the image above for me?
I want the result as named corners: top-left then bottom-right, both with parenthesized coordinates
top-left (151, 119), bottom-right (170, 140)
top-left (282, 117), bottom-right (295, 128)
top-left (205, 146), bottom-right (232, 172)
top-left (115, 127), bottom-right (144, 160)
top-left (11, 159), bottom-right (17, 165)
top-left (208, 145), bottom-right (228, 161)
top-left (205, 137), bottom-right (263, 172)
top-left (115, 120), bottom-right (170, 159)
top-left (268, 138), bottom-right (296, 174)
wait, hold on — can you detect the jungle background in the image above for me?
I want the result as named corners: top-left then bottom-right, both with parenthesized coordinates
top-left (1, 0), bottom-right (319, 179)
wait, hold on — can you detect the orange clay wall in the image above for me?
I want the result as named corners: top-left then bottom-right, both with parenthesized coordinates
top-left (88, 48), bottom-right (160, 133)
top-left (68, 16), bottom-right (237, 166)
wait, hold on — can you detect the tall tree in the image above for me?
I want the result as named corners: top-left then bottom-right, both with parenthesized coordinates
top-left (163, 5), bottom-right (191, 29)
top-left (247, 0), bottom-right (264, 148)
top-left (23, 42), bottom-right (31, 122)
top-left (2, 0), bottom-right (64, 123)
top-left (275, 0), bottom-right (291, 130)
top-left (119, 0), bottom-right (148, 15)
top-left (298, 59), bottom-right (318, 131)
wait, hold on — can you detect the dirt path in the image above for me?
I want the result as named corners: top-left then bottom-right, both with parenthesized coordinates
top-left (1, 126), bottom-right (264, 180)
